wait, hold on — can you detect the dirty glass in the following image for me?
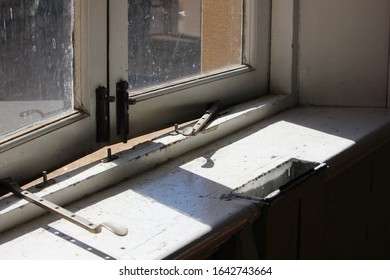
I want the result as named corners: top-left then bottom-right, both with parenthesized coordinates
top-left (0, 0), bottom-right (74, 137)
top-left (128, 0), bottom-right (243, 93)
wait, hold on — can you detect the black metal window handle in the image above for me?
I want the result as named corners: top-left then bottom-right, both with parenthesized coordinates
top-left (116, 81), bottom-right (130, 143)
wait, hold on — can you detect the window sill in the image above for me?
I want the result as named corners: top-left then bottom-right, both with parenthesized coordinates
top-left (0, 94), bottom-right (292, 234)
top-left (1, 98), bottom-right (390, 259)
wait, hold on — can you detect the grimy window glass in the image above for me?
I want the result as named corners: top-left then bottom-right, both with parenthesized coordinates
top-left (0, 0), bottom-right (74, 137)
top-left (128, 0), bottom-right (243, 93)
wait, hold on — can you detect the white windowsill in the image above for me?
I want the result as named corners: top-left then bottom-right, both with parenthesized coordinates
top-left (0, 94), bottom-right (292, 234)
top-left (1, 96), bottom-right (390, 259)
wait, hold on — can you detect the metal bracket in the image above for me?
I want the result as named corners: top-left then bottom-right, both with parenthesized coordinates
top-left (0, 178), bottom-right (128, 236)
top-left (116, 81), bottom-right (130, 143)
top-left (172, 102), bottom-right (220, 136)
top-left (96, 86), bottom-right (115, 143)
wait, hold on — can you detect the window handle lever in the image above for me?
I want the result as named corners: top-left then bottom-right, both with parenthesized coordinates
top-left (1, 178), bottom-right (128, 236)
top-left (174, 102), bottom-right (220, 136)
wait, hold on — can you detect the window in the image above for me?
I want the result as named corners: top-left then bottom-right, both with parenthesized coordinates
top-left (109, 0), bottom-right (270, 138)
top-left (0, 0), bottom-right (74, 137)
top-left (0, 0), bottom-right (106, 186)
top-left (127, 0), bottom-right (243, 93)
top-left (0, 0), bottom-right (272, 187)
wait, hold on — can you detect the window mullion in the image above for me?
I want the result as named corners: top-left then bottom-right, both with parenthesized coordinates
top-left (108, 0), bottom-right (129, 145)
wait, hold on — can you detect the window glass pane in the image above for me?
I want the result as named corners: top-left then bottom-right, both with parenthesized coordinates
top-left (128, 0), bottom-right (243, 93)
top-left (0, 0), bottom-right (74, 137)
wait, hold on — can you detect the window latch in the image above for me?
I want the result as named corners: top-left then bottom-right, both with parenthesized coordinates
top-left (173, 102), bottom-right (220, 136)
top-left (96, 86), bottom-right (115, 143)
top-left (116, 81), bottom-right (131, 143)
top-left (0, 178), bottom-right (128, 236)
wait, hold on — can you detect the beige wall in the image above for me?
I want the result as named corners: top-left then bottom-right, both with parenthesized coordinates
top-left (298, 0), bottom-right (390, 107)
top-left (201, 0), bottom-right (242, 73)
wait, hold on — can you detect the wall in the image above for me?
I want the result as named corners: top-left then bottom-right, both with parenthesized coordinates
top-left (295, 0), bottom-right (390, 258)
top-left (298, 0), bottom-right (390, 107)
